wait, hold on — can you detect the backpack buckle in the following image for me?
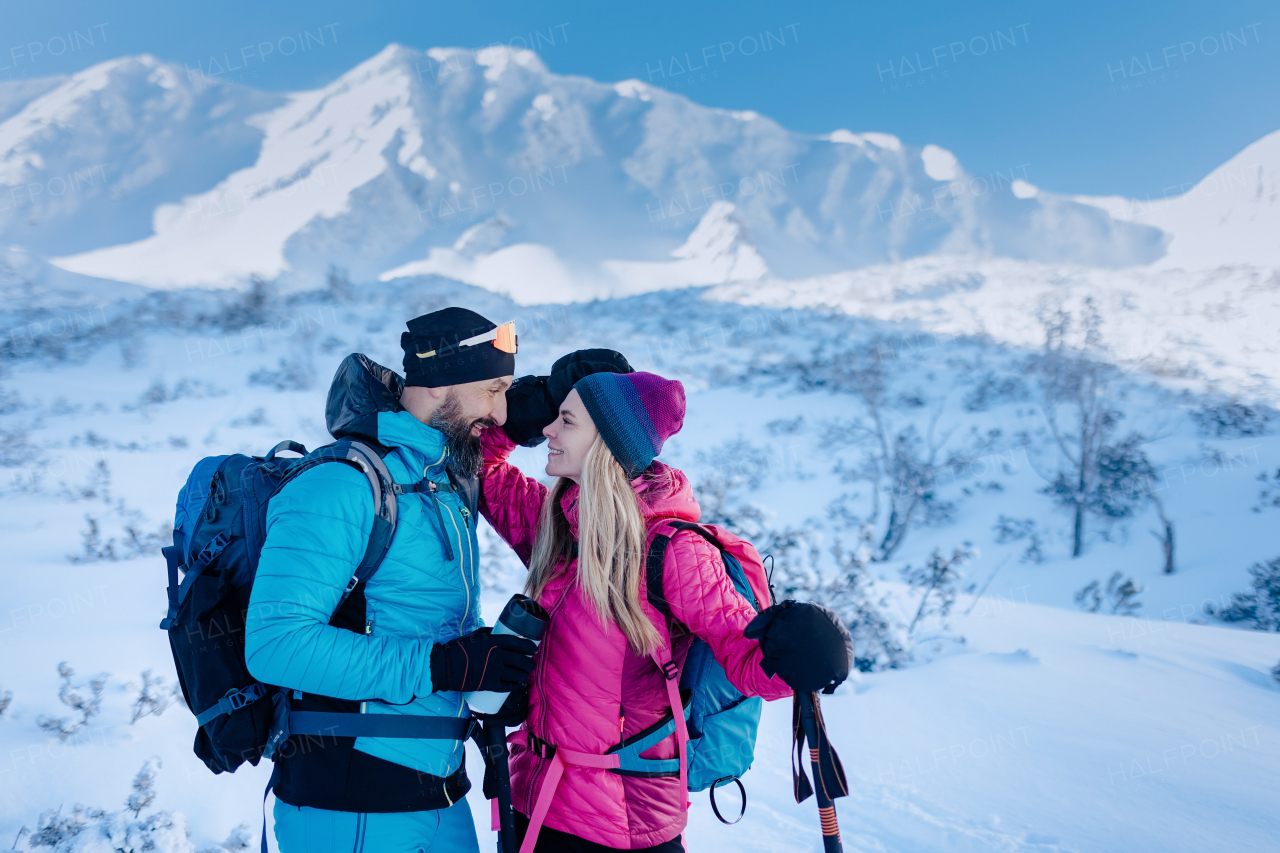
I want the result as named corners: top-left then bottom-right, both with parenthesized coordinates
top-left (661, 660), bottom-right (679, 681)
top-left (527, 734), bottom-right (558, 761)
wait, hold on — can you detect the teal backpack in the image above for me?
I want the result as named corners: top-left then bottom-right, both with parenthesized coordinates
top-left (627, 519), bottom-right (775, 823)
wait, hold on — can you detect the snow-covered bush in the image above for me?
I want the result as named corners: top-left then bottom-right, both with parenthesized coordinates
top-left (0, 426), bottom-right (38, 468)
top-left (993, 515), bottom-right (1035, 543)
top-left (125, 759), bottom-right (160, 817)
top-left (769, 526), bottom-right (907, 672)
top-left (962, 371), bottom-right (1029, 412)
top-left (1074, 572), bottom-right (1142, 616)
top-left (0, 686), bottom-right (12, 716)
top-left (994, 516), bottom-right (1046, 564)
top-left (1213, 557), bottom-right (1280, 630)
top-left (1254, 469), bottom-right (1280, 512)
top-left (25, 758), bottom-right (193, 852)
top-left (1190, 400), bottom-right (1271, 437)
top-left (478, 524), bottom-right (524, 591)
top-left (37, 663), bottom-right (106, 741)
top-left (902, 545), bottom-right (973, 635)
top-left (67, 502), bottom-right (169, 564)
top-left (129, 671), bottom-right (180, 724)
top-left (248, 356), bottom-right (315, 391)
top-left (198, 825), bottom-right (252, 853)
top-left (1271, 661), bottom-right (1280, 686)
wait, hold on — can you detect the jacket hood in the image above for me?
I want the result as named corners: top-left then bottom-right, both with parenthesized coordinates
top-left (561, 461), bottom-right (699, 538)
top-left (326, 353), bottom-right (405, 445)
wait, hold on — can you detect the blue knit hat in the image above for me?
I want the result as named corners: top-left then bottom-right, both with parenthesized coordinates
top-left (574, 371), bottom-right (686, 479)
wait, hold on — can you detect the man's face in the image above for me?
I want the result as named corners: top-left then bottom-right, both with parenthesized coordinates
top-left (427, 375), bottom-right (512, 474)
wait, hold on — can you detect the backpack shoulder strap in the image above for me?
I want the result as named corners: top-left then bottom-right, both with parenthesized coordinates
top-left (644, 520), bottom-right (725, 622)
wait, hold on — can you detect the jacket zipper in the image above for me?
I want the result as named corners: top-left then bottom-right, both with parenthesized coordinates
top-left (442, 503), bottom-right (473, 634)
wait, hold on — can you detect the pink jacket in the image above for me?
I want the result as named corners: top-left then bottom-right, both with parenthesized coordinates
top-left (479, 429), bottom-right (790, 848)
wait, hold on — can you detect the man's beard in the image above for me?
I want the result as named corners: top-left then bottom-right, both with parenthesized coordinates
top-left (429, 390), bottom-right (493, 478)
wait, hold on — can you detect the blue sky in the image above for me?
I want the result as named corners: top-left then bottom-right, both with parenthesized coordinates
top-left (3, 0), bottom-right (1277, 197)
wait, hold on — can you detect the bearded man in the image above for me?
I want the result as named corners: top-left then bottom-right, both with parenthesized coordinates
top-left (245, 307), bottom-right (534, 852)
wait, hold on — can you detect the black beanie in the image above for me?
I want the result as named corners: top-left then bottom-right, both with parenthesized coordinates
top-left (400, 308), bottom-right (515, 387)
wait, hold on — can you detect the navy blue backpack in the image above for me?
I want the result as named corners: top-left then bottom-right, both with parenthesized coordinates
top-left (160, 437), bottom-right (404, 773)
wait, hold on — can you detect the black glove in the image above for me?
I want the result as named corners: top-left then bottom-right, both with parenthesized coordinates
top-left (744, 601), bottom-right (853, 693)
top-left (503, 349), bottom-right (633, 447)
top-left (430, 627), bottom-right (538, 693)
top-left (502, 375), bottom-right (556, 447)
top-left (545, 349), bottom-right (633, 405)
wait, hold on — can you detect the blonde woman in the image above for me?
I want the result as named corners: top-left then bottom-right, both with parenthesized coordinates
top-left (478, 353), bottom-right (852, 852)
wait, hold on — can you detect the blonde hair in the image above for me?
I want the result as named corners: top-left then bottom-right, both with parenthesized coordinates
top-left (526, 435), bottom-right (662, 655)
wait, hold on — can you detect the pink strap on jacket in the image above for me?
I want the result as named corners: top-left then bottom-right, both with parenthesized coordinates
top-left (511, 643), bottom-right (690, 853)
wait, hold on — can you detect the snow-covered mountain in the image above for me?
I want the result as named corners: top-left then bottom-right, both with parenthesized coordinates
top-left (1072, 129), bottom-right (1280, 271)
top-left (0, 44), bottom-right (1176, 299)
top-left (0, 56), bottom-right (283, 257)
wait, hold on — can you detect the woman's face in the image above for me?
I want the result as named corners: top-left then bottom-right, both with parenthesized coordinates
top-left (543, 389), bottom-right (598, 482)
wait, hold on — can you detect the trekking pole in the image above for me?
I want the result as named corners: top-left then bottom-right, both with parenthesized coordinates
top-left (797, 691), bottom-right (843, 853)
top-left (480, 719), bottom-right (517, 853)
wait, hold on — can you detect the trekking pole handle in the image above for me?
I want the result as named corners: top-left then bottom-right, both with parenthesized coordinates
top-left (798, 691), bottom-right (842, 853)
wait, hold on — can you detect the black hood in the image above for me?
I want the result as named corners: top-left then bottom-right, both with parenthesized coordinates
top-left (326, 353), bottom-right (405, 446)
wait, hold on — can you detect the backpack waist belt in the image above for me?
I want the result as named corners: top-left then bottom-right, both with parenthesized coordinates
top-left (510, 650), bottom-right (690, 853)
top-left (289, 710), bottom-right (475, 740)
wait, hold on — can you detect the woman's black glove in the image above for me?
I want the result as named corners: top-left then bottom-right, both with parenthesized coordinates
top-left (502, 376), bottom-right (556, 447)
top-left (545, 349), bottom-right (633, 404)
top-left (744, 601), bottom-right (853, 693)
top-left (502, 349), bottom-right (633, 447)
top-left (430, 627), bottom-right (538, 693)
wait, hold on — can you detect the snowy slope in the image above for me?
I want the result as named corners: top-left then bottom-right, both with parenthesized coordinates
top-left (2, 45), bottom-right (1163, 295)
top-left (1073, 129), bottom-right (1280, 271)
top-left (2, 283), bottom-right (1278, 851)
top-left (710, 256), bottom-right (1280, 402)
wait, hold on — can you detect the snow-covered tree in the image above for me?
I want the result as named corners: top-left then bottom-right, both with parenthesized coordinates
top-left (1091, 434), bottom-right (1176, 574)
top-left (1035, 299), bottom-right (1122, 558)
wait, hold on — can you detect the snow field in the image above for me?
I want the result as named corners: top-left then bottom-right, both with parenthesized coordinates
top-left (1, 285), bottom-right (1278, 851)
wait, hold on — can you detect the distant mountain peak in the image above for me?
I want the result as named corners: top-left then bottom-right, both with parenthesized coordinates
top-left (0, 45), bottom-right (1263, 298)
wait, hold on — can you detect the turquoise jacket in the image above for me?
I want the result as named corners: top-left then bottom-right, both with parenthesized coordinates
top-left (244, 405), bottom-right (482, 779)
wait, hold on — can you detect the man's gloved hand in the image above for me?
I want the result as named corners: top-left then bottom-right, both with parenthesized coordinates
top-left (546, 349), bottom-right (633, 405)
top-left (744, 601), bottom-right (853, 693)
top-left (430, 627), bottom-right (538, 693)
top-left (503, 349), bottom-right (633, 447)
top-left (502, 375), bottom-right (556, 447)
